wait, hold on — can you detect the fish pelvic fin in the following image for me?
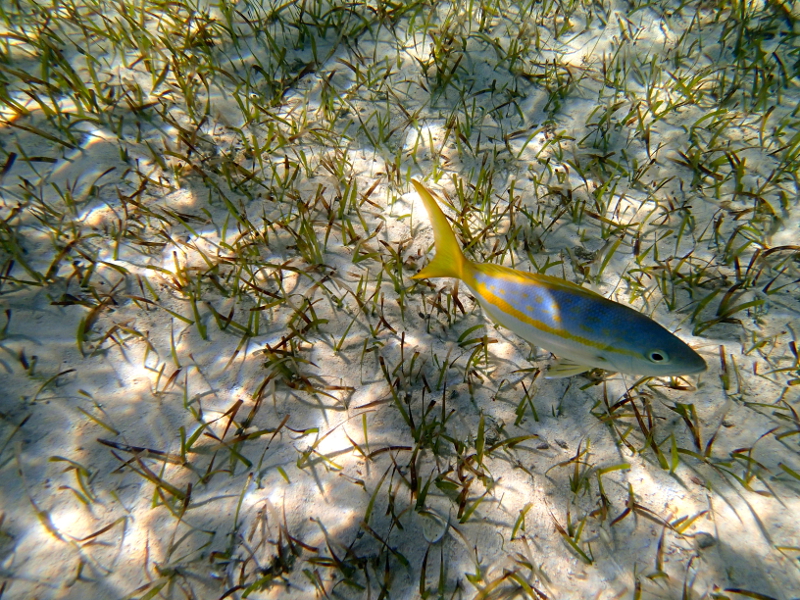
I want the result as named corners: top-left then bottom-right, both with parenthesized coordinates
top-left (411, 179), bottom-right (468, 282)
top-left (545, 358), bottom-right (594, 379)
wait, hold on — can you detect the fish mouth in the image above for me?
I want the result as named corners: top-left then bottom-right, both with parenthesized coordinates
top-left (687, 350), bottom-right (709, 374)
top-left (683, 362), bottom-right (708, 375)
top-left (666, 354), bottom-right (708, 376)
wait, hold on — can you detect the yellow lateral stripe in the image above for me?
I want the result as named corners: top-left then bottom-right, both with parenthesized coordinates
top-left (476, 283), bottom-right (639, 358)
top-left (497, 272), bottom-right (581, 295)
top-left (476, 264), bottom-right (605, 300)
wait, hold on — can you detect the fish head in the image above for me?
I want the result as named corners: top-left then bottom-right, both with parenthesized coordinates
top-left (600, 318), bottom-right (707, 377)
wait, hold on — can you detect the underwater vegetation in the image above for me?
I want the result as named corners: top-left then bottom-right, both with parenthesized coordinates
top-left (0, 0), bottom-right (798, 598)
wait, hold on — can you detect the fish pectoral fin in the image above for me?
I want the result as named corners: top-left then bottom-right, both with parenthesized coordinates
top-left (545, 358), bottom-right (593, 379)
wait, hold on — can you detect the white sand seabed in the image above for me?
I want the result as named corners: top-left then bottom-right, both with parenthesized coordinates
top-left (1, 0), bottom-right (800, 599)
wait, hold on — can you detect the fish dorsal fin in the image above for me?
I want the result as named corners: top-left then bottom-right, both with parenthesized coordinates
top-left (545, 358), bottom-right (593, 379)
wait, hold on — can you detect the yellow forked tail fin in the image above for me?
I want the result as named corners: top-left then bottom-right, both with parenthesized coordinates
top-left (411, 180), bottom-right (468, 281)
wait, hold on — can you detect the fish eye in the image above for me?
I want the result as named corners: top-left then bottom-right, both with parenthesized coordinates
top-left (648, 350), bottom-right (668, 363)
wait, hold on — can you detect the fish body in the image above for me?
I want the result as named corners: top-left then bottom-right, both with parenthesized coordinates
top-left (411, 179), bottom-right (707, 378)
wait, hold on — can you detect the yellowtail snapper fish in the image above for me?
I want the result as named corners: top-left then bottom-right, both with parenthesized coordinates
top-left (410, 179), bottom-right (707, 379)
